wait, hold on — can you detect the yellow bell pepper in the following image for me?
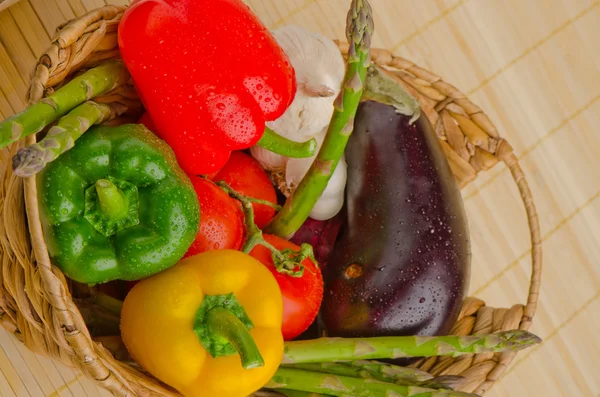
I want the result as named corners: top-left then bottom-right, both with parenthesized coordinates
top-left (120, 250), bottom-right (284, 397)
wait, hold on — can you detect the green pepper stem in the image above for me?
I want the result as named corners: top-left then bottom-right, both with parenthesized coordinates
top-left (95, 179), bottom-right (129, 220)
top-left (206, 307), bottom-right (264, 369)
top-left (258, 127), bottom-right (318, 158)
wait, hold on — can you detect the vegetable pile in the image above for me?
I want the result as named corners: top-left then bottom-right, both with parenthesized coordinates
top-left (0, 0), bottom-right (541, 396)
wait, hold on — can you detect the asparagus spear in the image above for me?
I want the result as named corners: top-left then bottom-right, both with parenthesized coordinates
top-left (266, 0), bottom-right (374, 238)
top-left (258, 126), bottom-right (318, 158)
top-left (12, 101), bottom-right (125, 177)
top-left (283, 363), bottom-right (462, 390)
top-left (283, 363), bottom-right (373, 380)
top-left (343, 361), bottom-right (464, 389)
top-left (281, 330), bottom-right (541, 364)
top-left (277, 390), bottom-right (332, 397)
top-left (254, 391), bottom-right (306, 397)
top-left (266, 368), bottom-right (478, 397)
top-left (341, 360), bottom-right (433, 383)
top-left (0, 60), bottom-right (129, 149)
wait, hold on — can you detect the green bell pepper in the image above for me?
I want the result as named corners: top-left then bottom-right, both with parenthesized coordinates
top-left (36, 124), bottom-right (200, 285)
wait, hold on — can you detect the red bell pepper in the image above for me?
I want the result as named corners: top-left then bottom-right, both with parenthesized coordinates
top-left (118, 0), bottom-right (296, 175)
top-left (138, 112), bottom-right (225, 178)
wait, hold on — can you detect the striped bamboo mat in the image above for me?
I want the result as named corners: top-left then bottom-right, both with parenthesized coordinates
top-left (0, 0), bottom-right (599, 396)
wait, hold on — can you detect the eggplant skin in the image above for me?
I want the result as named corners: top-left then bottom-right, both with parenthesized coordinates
top-left (321, 100), bottom-right (471, 338)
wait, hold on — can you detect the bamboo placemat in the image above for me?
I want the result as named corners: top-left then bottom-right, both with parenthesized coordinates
top-left (0, 0), bottom-right (599, 396)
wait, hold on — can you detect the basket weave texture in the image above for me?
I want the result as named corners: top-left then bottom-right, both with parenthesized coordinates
top-left (0, 5), bottom-right (542, 397)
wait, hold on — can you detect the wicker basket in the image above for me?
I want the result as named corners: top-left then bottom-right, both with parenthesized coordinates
top-left (0, 5), bottom-right (542, 397)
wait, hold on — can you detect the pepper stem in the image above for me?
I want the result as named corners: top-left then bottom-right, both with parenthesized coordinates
top-left (194, 293), bottom-right (264, 369)
top-left (84, 177), bottom-right (140, 237)
top-left (95, 179), bottom-right (128, 220)
top-left (206, 307), bottom-right (265, 369)
top-left (258, 127), bottom-right (318, 158)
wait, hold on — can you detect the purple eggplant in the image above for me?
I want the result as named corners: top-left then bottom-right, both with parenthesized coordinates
top-left (321, 100), bottom-right (471, 339)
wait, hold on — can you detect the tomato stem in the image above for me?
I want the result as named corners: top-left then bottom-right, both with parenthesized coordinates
top-left (243, 195), bottom-right (282, 212)
top-left (215, 181), bottom-right (313, 277)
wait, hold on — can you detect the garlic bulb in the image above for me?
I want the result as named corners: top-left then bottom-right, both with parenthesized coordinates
top-left (251, 25), bottom-right (348, 220)
top-left (266, 25), bottom-right (345, 139)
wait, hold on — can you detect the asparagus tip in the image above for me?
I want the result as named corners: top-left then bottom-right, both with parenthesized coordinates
top-left (421, 375), bottom-right (466, 390)
top-left (346, 0), bottom-right (374, 49)
top-left (12, 145), bottom-right (46, 177)
top-left (504, 330), bottom-right (542, 347)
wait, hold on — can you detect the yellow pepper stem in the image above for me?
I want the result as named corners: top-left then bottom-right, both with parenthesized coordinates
top-left (206, 307), bottom-right (265, 369)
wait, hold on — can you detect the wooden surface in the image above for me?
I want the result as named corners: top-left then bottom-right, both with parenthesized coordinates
top-left (0, 1), bottom-right (22, 13)
top-left (0, 0), bottom-right (599, 396)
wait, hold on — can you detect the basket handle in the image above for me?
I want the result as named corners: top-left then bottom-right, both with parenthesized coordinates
top-left (502, 153), bottom-right (542, 331)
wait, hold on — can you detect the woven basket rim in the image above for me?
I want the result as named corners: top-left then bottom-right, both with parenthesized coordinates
top-left (0, 4), bottom-right (542, 397)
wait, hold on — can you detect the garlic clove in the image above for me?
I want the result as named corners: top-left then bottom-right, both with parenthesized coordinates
top-left (249, 145), bottom-right (287, 170)
top-left (321, 156), bottom-right (347, 198)
top-left (286, 153), bottom-right (347, 221)
top-left (271, 25), bottom-right (345, 97)
top-left (310, 195), bottom-right (345, 221)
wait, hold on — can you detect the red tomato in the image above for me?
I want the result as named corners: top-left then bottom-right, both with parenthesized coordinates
top-left (212, 151), bottom-right (277, 229)
top-left (249, 234), bottom-right (324, 340)
top-left (186, 178), bottom-right (245, 257)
